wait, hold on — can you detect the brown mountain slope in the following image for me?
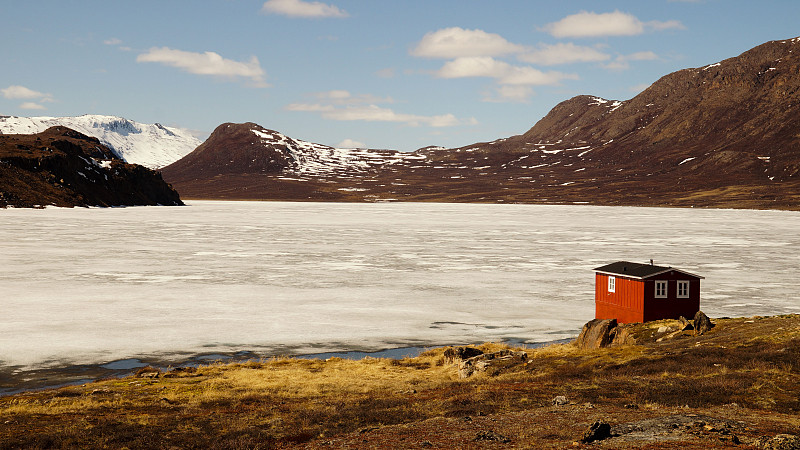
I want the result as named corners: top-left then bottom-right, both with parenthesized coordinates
top-left (516, 37), bottom-right (800, 182)
top-left (0, 127), bottom-right (183, 208)
top-left (163, 37), bottom-right (800, 209)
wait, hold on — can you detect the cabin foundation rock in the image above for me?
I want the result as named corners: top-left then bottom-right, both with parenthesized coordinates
top-left (575, 313), bottom-right (714, 349)
top-left (575, 318), bottom-right (618, 349)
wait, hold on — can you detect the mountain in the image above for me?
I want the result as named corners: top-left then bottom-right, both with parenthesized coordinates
top-left (161, 122), bottom-right (425, 200)
top-left (0, 127), bottom-right (183, 208)
top-left (0, 115), bottom-right (201, 169)
top-left (163, 37), bottom-right (800, 209)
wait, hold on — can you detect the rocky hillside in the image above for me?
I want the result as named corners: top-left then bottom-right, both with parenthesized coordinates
top-left (0, 115), bottom-right (201, 168)
top-left (0, 127), bottom-right (183, 208)
top-left (161, 122), bottom-right (425, 200)
top-left (163, 37), bottom-right (800, 209)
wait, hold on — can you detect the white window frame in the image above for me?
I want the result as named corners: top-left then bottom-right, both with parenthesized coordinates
top-left (655, 280), bottom-right (668, 298)
top-left (608, 276), bottom-right (615, 293)
top-left (677, 280), bottom-right (689, 298)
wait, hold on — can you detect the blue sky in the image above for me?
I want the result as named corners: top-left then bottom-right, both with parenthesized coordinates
top-left (2, 1), bottom-right (799, 151)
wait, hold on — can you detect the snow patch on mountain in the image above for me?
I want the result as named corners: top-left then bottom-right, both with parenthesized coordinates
top-left (251, 127), bottom-right (424, 176)
top-left (0, 115), bottom-right (201, 168)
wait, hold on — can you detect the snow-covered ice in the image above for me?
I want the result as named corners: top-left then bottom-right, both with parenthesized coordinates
top-left (1, 201), bottom-right (798, 370)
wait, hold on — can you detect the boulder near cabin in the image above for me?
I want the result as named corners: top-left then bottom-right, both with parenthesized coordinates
top-left (594, 261), bottom-right (703, 324)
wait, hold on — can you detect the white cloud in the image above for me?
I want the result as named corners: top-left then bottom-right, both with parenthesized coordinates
top-left (104, 38), bottom-right (122, 46)
top-left (137, 47), bottom-right (268, 87)
top-left (337, 138), bottom-right (366, 148)
top-left (411, 27), bottom-right (525, 59)
top-left (285, 103), bottom-right (334, 112)
top-left (375, 67), bottom-right (395, 78)
top-left (626, 51), bottom-right (659, 61)
top-left (518, 43), bottom-right (610, 66)
top-left (543, 11), bottom-right (643, 38)
top-left (436, 57), bottom-right (577, 86)
top-left (311, 104), bottom-right (464, 127)
top-left (2, 85), bottom-right (54, 109)
top-left (604, 51), bottom-right (659, 70)
top-left (286, 91), bottom-right (473, 128)
top-left (409, 28), bottom-right (585, 103)
top-left (261, 0), bottom-right (348, 18)
top-left (19, 102), bottom-right (47, 110)
top-left (647, 20), bottom-right (686, 31)
top-left (437, 57), bottom-right (509, 79)
top-left (502, 66), bottom-right (579, 85)
top-left (313, 90), bottom-right (394, 105)
top-left (542, 10), bottom-right (684, 38)
top-left (483, 85), bottom-right (535, 103)
top-left (2, 85), bottom-right (49, 100)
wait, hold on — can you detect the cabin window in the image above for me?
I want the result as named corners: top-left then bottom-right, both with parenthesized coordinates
top-left (677, 280), bottom-right (689, 298)
top-left (608, 276), bottom-right (615, 293)
top-left (655, 280), bottom-right (668, 298)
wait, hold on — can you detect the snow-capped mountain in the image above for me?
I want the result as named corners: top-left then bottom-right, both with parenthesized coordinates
top-left (0, 126), bottom-right (183, 208)
top-left (249, 127), bottom-right (425, 177)
top-left (0, 115), bottom-right (201, 169)
top-left (163, 37), bottom-right (800, 209)
top-left (162, 122), bottom-right (424, 180)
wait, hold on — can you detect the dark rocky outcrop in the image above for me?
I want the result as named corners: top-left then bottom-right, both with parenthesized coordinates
top-left (473, 431), bottom-right (511, 443)
top-left (442, 346), bottom-right (484, 364)
top-left (754, 434), bottom-right (800, 449)
top-left (444, 348), bottom-right (528, 379)
top-left (581, 421), bottom-right (613, 444)
top-left (694, 311), bottom-right (714, 336)
top-left (0, 127), bottom-right (182, 208)
top-left (575, 318), bottom-right (618, 349)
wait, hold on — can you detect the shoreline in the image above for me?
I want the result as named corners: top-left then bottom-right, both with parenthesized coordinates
top-left (3, 315), bottom-right (798, 448)
top-left (0, 338), bottom-right (574, 397)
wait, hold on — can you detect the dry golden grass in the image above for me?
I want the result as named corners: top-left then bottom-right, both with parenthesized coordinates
top-left (1, 317), bottom-right (799, 448)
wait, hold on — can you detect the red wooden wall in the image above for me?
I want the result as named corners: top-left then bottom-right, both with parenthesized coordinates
top-left (595, 273), bottom-right (644, 324)
top-left (595, 271), bottom-right (701, 324)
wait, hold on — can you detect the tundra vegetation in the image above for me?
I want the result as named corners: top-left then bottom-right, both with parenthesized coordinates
top-left (1, 315), bottom-right (798, 448)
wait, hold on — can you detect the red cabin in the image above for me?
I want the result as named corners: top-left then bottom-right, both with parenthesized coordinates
top-left (594, 261), bottom-right (703, 324)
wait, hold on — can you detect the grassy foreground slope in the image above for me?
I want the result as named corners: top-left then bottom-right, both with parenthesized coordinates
top-left (1, 315), bottom-right (798, 449)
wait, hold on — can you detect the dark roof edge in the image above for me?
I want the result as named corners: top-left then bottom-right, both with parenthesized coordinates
top-left (595, 267), bottom-right (705, 280)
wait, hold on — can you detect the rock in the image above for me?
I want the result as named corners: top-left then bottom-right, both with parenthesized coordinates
top-left (581, 421), bottom-right (613, 444)
top-left (576, 318), bottom-right (618, 349)
top-left (677, 316), bottom-right (694, 331)
top-left (162, 366), bottom-right (198, 378)
top-left (693, 311), bottom-right (714, 336)
top-left (457, 350), bottom-right (528, 378)
top-left (474, 431), bottom-right (511, 443)
top-left (754, 434), bottom-right (800, 450)
top-left (135, 366), bottom-right (162, 379)
top-left (552, 395), bottom-right (569, 406)
top-left (610, 323), bottom-right (637, 346)
top-left (443, 346), bottom-right (484, 364)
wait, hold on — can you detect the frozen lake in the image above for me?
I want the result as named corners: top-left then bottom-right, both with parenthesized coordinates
top-left (2, 201), bottom-right (799, 372)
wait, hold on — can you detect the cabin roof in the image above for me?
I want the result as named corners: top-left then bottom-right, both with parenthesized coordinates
top-left (594, 261), bottom-right (704, 280)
